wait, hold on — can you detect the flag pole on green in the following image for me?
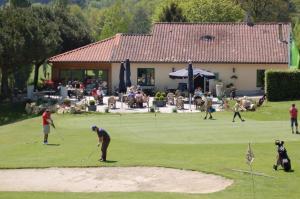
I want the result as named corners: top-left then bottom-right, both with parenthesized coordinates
top-left (246, 142), bottom-right (255, 199)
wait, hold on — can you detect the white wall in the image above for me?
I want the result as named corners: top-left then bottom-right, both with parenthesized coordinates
top-left (111, 62), bottom-right (287, 93)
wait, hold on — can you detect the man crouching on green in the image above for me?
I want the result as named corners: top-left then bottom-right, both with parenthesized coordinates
top-left (91, 125), bottom-right (111, 162)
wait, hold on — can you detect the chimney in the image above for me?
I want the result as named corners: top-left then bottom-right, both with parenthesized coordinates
top-left (278, 23), bottom-right (284, 42)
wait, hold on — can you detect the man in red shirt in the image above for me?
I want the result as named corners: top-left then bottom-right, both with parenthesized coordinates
top-left (42, 109), bottom-right (54, 144)
top-left (289, 104), bottom-right (299, 134)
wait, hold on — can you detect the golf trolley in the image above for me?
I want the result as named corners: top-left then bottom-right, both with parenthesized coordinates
top-left (273, 140), bottom-right (291, 172)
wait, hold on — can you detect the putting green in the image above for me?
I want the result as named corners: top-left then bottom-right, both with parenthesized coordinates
top-left (0, 111), bottom-right (299, 199)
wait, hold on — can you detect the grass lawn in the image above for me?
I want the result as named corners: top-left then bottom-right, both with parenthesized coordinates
top-left (0, 101), bottom-right (299, 199)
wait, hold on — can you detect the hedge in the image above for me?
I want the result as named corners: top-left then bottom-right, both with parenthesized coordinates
top-left (265, 70), bottom-right (300, 101)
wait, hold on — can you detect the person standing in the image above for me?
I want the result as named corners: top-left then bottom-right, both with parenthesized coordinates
top-left (289, 104), bottom-right (299, 134)
top-left (203, 93), bottom-right (213, 119)
top-left (91, 125), bottom-right (111, 162)
top-left (232, 99), bottom-right (245, 122)
top-left (42, 109), bottom-right (54, 144)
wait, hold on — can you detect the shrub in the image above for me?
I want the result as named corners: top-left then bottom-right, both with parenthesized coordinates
top-left (155, 91), bottom-right (166, 101)
top-left (155, 92), bottom-right (161, 100)
top-left (89, 100), bottom-right (96, 106)
top-left (265, 70), bottom-right (300, 101)
top-left (172, 107), bottom-right (177, 113)
top-left (105, 107), bottom-right (109, 113)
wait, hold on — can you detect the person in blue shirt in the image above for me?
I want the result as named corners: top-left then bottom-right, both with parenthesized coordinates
top-left (91, 125), bottom-right (111, 162)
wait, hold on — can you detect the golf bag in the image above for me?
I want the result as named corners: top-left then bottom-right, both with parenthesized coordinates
top-left (274, 140), bottom-right (291, 172)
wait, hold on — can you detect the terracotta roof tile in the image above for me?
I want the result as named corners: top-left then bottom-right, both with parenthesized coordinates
top-left (49, 22), bottom-right (290, 64)
top-left (48, 36), bottom-right (117, 62)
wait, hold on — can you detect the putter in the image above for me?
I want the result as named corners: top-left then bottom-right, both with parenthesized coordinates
top-left (81, 146), bottom-right (99, 163)
top-left (51, 122), bottom-right (64, 141)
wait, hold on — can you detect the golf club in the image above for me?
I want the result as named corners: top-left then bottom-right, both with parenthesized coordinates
top-left (51, 122), bottom-right (64, 141)
top-left (81, 146), bottom-right (99, 163)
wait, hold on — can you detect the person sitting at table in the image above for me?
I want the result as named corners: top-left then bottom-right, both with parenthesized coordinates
top-left (57, 83), bottom-right (62, 93)
top-left (91, 88), bottom-right (97, 98)
top-left (79, 82), bottom-right (84, 90)
top-left (127, 88), bottom-right (135, 98)
top-left (194, 87), bottom-right (203, 99)
top-left (135, 91), bottom-right (143, 108)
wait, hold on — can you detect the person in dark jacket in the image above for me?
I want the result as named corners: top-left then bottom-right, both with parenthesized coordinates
top-left (91, 125), bottom-right (111, 162)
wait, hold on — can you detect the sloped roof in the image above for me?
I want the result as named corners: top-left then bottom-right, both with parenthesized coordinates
top-left (48, 22), bottom-right (290, 64)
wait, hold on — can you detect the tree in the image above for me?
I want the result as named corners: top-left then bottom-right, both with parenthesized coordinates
top-left (99, 2), bottom-right (132, 39)
top-left (158, 2), bottom-right (187, 22)
top-left (182, 0), bottom-right (244, 22)
top-left (53, 8), bottom-right (94, 52)
top-left (52, 0), bottom-right (69, 9)
top-left (9, 0), bottom-right (31, 7)
top-left (0, 8), bottom-right (34, 98)
top-left (128, 5), bottom-right (151, 33)
top-left (236, 0), bottom-right (290, 22)
top-left (29, 6), bottom-right (61, 90)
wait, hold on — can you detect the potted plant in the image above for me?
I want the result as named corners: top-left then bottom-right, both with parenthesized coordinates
top-left (63, 98), bottom-right (71, 107)
top-left (153, 92), bottom-right (167, 107)
top-left (88, 100), bottom-right (97, 111)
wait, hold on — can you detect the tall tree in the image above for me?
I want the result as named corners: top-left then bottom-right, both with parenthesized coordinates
top-left (235, 0), bottom-right (290, 22)
top-left (53, 8), bottom-right (94, 52)
top-left (52, 0), bottom-right (69, 9)
top-left (0, 8), bottom-right (33, 98)
top-left (9, 0), bottom-right (31, 7)
top-left (183, 0), bottom-right (244, 22)
top-left (128, 5), bottom-right (151, 33)
top-left (158, 2), bottom-right (187, 22)
top-left (29, 6), bottom-right (61, 90)
top-left (99, 2), bottom-right (132, 39)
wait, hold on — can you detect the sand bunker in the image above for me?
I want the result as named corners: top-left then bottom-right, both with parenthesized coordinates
top-left (0, 167), bottom-right (233, 194)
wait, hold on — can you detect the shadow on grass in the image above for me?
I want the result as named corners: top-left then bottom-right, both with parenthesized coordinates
top-left (102, 160), bottom-right (118, 163)
top-left (0, 102), bottom-right (40, 126)
top-left (45, 144), bottom-right (60, 146)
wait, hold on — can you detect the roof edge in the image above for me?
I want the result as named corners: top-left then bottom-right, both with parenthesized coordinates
top-left (48, 36), bottom-right (116, 63)
top-left (153, 22), bottom-right (291, 25)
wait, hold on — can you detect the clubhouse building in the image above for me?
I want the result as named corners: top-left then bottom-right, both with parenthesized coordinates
top-left (48, 22), bottom-right (296, 95)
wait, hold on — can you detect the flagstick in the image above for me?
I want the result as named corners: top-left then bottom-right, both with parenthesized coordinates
top-left (249, 163), bottom-right (256, 199)
top-left (247, 142), bottom-right (256, 199)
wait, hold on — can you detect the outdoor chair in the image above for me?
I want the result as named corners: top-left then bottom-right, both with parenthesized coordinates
top-left (108, 96), bottom-right (116, 109)
top-left (94, 95), bottom-right (103, 105)
top-left (176, 96), bottom-right (184, 110)
top-left (167, 92), bottom-right (175, 105)
top-left (127, 96), bottom-right (136, 108)
top-left (194, 97), bottom-right (205, 110)
top-left (135, 95), bottom-right (144, 108)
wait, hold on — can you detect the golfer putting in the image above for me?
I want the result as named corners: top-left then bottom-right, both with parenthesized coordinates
top-left (42, 109), bottom-right (55, 144)
top-left (91, 125), bottom-right (111, 162)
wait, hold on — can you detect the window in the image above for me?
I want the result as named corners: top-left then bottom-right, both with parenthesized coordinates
top-left (59, 69), bottom-right (108, 82)
top-left (137, 68), bottom-right (155, 86)
top-left (256, 70), bottom-right (265, 88)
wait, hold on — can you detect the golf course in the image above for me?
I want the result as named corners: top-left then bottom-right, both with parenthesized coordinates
top-left (0, 101), bottom-right (299, 199)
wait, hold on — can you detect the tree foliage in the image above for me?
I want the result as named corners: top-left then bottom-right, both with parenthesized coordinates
top-left (9, 0), bottom-right (31, 7)
top-left (99, 2), bottom-right (132, 39)
top-left (235, 0), bottom-right (290, 22)
top-left (158, 2), bottom-right (186, 22)
top-left (183, 0), bottom-right (244, 22)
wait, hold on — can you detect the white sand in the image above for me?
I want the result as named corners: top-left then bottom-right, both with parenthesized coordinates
top-left (0, 167), bottom-right (233, 194)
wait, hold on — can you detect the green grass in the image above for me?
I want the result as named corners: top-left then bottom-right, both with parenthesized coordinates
top-left (0, 101), bottom-right (299, 199)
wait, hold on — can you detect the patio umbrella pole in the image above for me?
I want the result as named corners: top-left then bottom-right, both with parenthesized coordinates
top-left (189, 93), bottom-right (192, 111)
top-left (121, 93), bottom-right (123, 110)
